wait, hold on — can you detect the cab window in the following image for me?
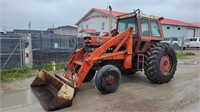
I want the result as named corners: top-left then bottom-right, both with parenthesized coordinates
top-left (118, 17), bottom-right (138, 34)
top-left (140, 19), bottom-right (150, 36)
top-left (150, 20), bottom-right (161, 37)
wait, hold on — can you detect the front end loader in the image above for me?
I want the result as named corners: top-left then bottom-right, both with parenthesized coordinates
top-left (31, 7), bottom-right (177, 111)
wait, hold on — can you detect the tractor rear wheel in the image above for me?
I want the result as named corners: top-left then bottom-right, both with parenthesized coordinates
top-left (95, 65), bottom-right (121, 94)
top-left (144, 43), bottom-right (177, 84)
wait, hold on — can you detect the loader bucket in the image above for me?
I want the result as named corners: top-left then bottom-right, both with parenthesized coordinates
top-left (31, 70), bottom-right (75, 111)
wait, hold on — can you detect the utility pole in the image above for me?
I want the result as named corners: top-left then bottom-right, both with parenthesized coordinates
top-left (28, 21), bottom-right (31, 33)
top-left (28, 21), bottom-right (33, 68)
top-left (52, 23), bottom-right (54, 28)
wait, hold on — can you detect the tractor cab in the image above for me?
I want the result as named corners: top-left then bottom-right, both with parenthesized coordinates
top-left (116, 10), bottom-right (164, 40)
top-left (83, 9), bottom-right (164, 54)
top-left (115, 10), bottom-right (164, 54)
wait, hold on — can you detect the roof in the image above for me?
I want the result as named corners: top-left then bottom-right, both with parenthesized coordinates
top-left (58, 25), bottom-right (77, 29)
top-left (161, 18), bottom-right (199, 27)
top-left (93, 8), bottom-right (126, 17)
top-left (48, 25), bottom-right (77, 31)
top-left (76, 8), bottom-right (126, 25)
top-left (76, 8), bottom-right (200, 28)
top-left (190, 22), bottom-right (200, 27)
top-left (79, 29), bottom-right (96, 33)
top-left (13, 29), bottom-right (44, 34)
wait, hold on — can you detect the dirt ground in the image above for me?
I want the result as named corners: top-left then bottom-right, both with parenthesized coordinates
top-left (0, 49), bottom-right (200, 112)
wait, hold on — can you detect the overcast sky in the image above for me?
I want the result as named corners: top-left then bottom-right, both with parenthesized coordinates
top-left (0, 0), bottom-right (199, 31)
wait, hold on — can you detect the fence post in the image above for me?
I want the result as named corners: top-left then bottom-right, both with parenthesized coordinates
top-left (181, 35), bottom-right (184, 53)
top-left (20, 38), bottom-right (23, 68)
top-left (170, 36), bottom-right (173, 46)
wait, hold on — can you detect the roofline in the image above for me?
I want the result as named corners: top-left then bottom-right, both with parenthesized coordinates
top-left (75, 8), bottom-right (117, 25)
top-left (58, 25), bottom-right (77, 29)
top-left (161, 22), bottom-right (200, 28)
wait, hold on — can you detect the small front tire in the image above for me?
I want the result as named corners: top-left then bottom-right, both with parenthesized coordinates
top-left (95, 65), bottom-right (121, 94)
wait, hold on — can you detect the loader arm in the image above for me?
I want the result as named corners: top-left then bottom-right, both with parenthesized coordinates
top-left (31, 27), bottom-right (133, 111)
top-left (64, 27), bottom-right (133, 89)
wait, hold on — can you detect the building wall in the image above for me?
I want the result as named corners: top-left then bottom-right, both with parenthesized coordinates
top-left (52, 28), bottom-right (78, 36)
top-left (195, 28), bottom-right (200, 37)
top-left (162, 24), bottom-right (200, 38)
top-left (78, 11), bottom-right (117, 36)
top-left (162, 25), bottom-right (187, 38)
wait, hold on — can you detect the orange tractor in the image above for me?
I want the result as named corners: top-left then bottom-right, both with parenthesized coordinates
top-left (31, 7), bottom-right (177, 111)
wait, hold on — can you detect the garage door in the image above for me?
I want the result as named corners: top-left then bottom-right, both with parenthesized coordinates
top-left (187, 29), bottom-right (194, 37)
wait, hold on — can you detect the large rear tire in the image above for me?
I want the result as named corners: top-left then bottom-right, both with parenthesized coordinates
top-left (144, 43), bottom-right (177, 84)
top-left (95, 65), bottom-right (121, 94)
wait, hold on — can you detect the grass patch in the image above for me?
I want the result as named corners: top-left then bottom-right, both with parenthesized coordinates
top-left (0, 66), bottom-right (32, 82)
top-left (176, 52), bottom-right (195, 59)
top-left (32, 61), bottom-right (67, 71)
top-left (0, 62), bottom-right (67, 82)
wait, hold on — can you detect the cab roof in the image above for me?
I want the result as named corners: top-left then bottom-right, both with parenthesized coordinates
top-left (117, 12), bottom-right (160, 20)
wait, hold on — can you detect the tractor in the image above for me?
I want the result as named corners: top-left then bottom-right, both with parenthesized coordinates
top-left (31, 7), bottom-right (177, 111)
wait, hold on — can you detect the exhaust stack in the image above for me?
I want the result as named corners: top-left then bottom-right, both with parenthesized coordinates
top-left (108, 6), bottom-right (112, 36)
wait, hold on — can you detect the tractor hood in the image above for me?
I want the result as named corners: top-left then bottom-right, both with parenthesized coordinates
top-left (83, 36), bottom-right (113, 46)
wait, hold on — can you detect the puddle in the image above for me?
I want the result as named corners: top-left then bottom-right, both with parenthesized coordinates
top-left (0, 88), bottom-right (38, 111)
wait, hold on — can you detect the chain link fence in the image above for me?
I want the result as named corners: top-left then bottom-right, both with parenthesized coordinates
top-left (30, 33), bottom-right (76, 65)
top-left (0, 32), bottom-right (83, 70)
top-left (0, 33), bottom-right (25, 69)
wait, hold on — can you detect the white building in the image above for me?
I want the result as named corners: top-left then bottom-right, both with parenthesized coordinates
top-left (0, 25), bottom-right (6, 33)
top-left (161, 19), bottom-right (200, 38)
top-left (76, 8), bottom-right (200, 38)
top-left (76, 8), bottom-right (125, 36)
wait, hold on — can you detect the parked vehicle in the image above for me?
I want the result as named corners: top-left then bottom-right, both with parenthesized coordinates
top-left (184, 37), bottom-right (200, 49)
top-left (162, 37), bottom-right (183, 50)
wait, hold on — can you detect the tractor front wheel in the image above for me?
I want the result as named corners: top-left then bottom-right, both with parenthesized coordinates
top-left (95, 65), bottom-right (121, 94)
top-left (144, 43), bottom-right (177, 84)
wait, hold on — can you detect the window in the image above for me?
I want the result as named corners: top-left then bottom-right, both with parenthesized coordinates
top-left (167, 26), bottom-right (170, 29)
top-left (164, 38), bottom-right (170, 41)
top-left (141, 19), bottom-right (150, 36)
top-left (172, 38), bottom-right (178, 41)
top-left (118, 17), bottom-right (138, 34)
top-left (190, 38), bottom-right (197, 41)
top-left (81, 25), bottom-right (83, 29)
top-left (102, 22), bottom-right (105, 30)
top-left (150, 20), bottom-right (161, 37)
top-left (86, 24), bottom-right (88, 28)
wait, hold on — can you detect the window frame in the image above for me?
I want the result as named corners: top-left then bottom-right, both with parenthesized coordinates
top-left (140, 18), bottom-right (150, 36)
top-left (150, 20), bottom-right (161, 37)
top-left (117, 17), bottom-right (138, 35)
